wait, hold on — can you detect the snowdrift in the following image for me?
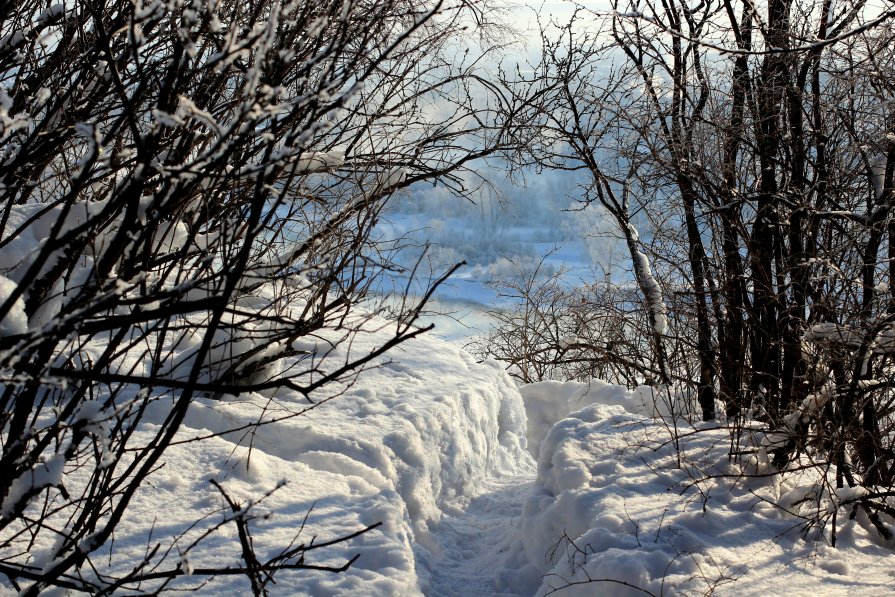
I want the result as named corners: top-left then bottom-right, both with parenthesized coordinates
top-left (6, 320), bottom-right (533, 595)
top-left (504, 381), bottom-right (895, 596)
top-left (518, 380), bottom-right (657, 459)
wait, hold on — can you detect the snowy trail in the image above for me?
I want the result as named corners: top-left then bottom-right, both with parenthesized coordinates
top-left (422, 472), bottom-right (536, 597)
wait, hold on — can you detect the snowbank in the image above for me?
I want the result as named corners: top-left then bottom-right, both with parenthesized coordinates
top-left (519, 380), bottom-right (656, 459)
top-left (503, 382), bottom-right (895, 596)
top-left (9, 320), bottom-right (533, 595)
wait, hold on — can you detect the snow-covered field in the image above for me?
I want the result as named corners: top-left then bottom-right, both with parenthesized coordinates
top-left (12, 320), bottom-right (892, 596)
top-left (374, 168), bottom-right (622, 341)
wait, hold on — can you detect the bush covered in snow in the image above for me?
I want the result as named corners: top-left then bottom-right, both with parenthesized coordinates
top-left (0, 0), bottom-right (521, 592)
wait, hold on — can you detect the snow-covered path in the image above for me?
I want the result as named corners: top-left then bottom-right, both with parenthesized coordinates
top-left (421, 473), bottom-right (536, 597)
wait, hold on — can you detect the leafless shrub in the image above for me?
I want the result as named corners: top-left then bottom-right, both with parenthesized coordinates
top-left (0, 0), bottom-right (520, 592)
top-left (490, 0), bottom-right (895, 545)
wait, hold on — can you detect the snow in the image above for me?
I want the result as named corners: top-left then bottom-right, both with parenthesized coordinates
top-left (7, 301), bottom-right (894, 594)
top-left (502, 400), bottom-right (895, 596)
top-left (294, 151), bottom-right (345, 173)
top-left (5, 317), bottom-right (533, 594)
top-left (0, 201), bottom-right (116, 330)
top-left (0, 275), bottom-right (27, 336)
top-left (1, 455), bottom-right (66, 519)
top-left (627, 223), bottom-right (668, 337)
top-left (35, 4), bottom-right (68, 26)
top-left (2, 218), bottom-right (894, 595)
top-left (520, 379), bottom-right (650, 459)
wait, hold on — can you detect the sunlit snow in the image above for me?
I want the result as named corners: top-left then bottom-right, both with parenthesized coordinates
top-left (14, 320), bottom-right (890, 596)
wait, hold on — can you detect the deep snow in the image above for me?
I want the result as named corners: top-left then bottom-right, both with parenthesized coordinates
top-left (505, 400), bottom-right (895, 596)
top-left (6, 320), bottom-right (895, 596)
top-left (4, 318), bottom-right (536, 595)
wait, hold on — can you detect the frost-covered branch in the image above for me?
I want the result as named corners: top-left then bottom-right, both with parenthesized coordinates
top-left (0, 0), bottom-right (522, 592)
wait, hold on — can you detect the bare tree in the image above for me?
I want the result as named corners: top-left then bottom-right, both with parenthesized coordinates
top-left (498, 0), bottom-right (895, 539)
top-left (0, 0), bottom-right (520, 592)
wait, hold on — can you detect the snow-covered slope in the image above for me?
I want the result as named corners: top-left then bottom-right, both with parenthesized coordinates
top-left (41, 321), bottom-right (535, 595)
top-left (9, 316), bottom-right (895, 596)
top-left (502, 382), bottom-right (895, 597)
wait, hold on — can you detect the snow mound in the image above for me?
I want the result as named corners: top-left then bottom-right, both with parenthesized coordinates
top-left (92, 323), bottom-right (533, 595)
top-left (520, 379), bottom-right (656, 458)
top-left (502, 389), bottom-right (895, 596)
